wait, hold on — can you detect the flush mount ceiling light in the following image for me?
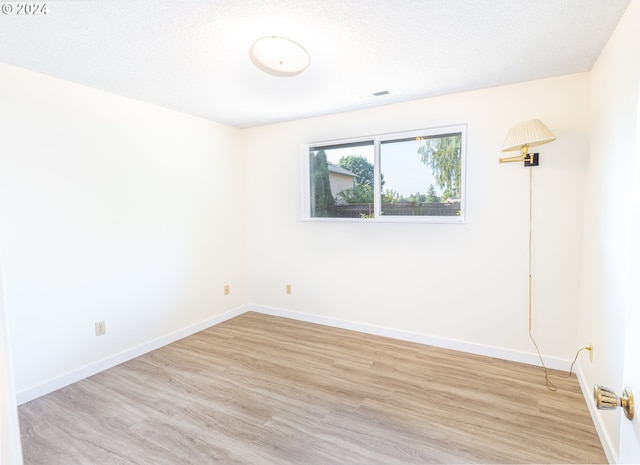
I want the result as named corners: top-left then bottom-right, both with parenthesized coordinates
top-left (249, 36), bottom-right (310, 77)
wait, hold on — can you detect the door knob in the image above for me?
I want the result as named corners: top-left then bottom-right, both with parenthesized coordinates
top-left (593, 385), bottom-right (634, 420)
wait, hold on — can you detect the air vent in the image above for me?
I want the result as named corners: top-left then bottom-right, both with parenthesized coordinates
top-left (355, 89), bottom-right (391, 99)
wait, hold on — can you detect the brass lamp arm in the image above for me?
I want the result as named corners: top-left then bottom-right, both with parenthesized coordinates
top-left (499, 144), bottom-right (538, 166)
top-left (499, 153), bottom-right (526, 164)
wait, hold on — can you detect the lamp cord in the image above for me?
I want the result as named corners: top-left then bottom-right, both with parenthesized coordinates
top-left (527, 166), bottom-right (588, 391)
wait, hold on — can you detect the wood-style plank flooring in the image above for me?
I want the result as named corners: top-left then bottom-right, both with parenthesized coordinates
top-left (18, 312), bottom-right (607, 464)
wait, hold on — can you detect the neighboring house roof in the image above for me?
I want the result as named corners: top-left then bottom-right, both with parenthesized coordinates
top-left (327, 162), bottom-right (356, 177)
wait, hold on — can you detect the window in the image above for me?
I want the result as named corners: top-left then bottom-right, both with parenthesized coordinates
top-left (303, 125), bottom-right (466, 223)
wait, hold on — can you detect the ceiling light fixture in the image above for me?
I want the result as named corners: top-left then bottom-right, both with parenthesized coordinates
top-left (249, 36), bottom-right (310, 77)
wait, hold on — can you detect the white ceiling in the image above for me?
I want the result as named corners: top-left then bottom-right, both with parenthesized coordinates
top-left (0, 0), bottom-right (631, 128)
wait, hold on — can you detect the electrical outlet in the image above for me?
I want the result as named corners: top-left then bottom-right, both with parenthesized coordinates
top-left (588, 343), bottom-right (593, 362)
top-left (224, 284), bottom-right (230, 296)
top-left (95, 321), bottom-right (106, 336)
top-left (286, 284), bottom-right (292, 294)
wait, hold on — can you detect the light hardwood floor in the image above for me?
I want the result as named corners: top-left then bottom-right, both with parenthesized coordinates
top-left (19, 312), bottom-right (606, 464)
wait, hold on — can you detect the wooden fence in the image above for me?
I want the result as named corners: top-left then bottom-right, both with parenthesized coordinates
top-left (334, 202), bottom-right (461, 218)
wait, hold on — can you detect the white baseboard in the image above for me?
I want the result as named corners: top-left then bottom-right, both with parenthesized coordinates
top-left (575, 364), bottom-right (617, 464)
top-left (16, 303), bottom-right (574, 405)
top-left (247, 304), bottom-right (572, 371)
top-left (16, 306), bottom-right (247, 405)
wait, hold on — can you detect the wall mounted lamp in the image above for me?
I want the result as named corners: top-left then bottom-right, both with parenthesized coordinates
top-left (500, 118), bottom-right (558, 389)
top-left (499, 119), bottom-right (556, 166)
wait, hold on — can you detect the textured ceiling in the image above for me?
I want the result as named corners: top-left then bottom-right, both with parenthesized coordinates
top-left (0, 0), bottom-right (631, 128)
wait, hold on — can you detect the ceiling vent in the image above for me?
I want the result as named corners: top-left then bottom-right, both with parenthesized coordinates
top-left (356, 90), bottom-right (391, 99)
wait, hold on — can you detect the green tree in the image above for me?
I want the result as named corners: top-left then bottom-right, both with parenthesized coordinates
top-left (408, 192), bottom-right (427, 204)
top-left (338, 155), bottom-right (375, 187)
top-left (338, 155), bottom-right (385, 189)
top-left (337, 184), bottom-right (373, 204)
top-left (310, 150), bottom-right (335, 217)
top-left (382, 189), bottom-right (402, 204)
top-left (417, 135), bottom-right (461, 201)
top-left (425, 184), bottom-right (440, 203)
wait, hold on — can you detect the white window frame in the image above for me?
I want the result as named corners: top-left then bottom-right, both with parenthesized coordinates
top-left (302, 124), bottom-right (467, 223)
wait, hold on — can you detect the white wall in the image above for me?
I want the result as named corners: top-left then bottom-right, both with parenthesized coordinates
top-left (0, 263), bottom-right (23, 465)
top-left (0, 64), bottom-right (248, 401)
top-left (578, 2), bottom-right (640, 462)
top-left (244, 73), bottom-right (589, 367)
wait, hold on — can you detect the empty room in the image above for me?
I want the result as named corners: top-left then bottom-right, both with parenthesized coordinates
top-left (1, 1), bottom-right (639, 464)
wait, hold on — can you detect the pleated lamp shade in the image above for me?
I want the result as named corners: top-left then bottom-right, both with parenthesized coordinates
top-left (501, 119), bottom-right (556, 152)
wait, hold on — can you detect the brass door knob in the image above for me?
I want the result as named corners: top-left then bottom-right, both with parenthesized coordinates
top-left (594, 385), bottom-right (634, 420)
